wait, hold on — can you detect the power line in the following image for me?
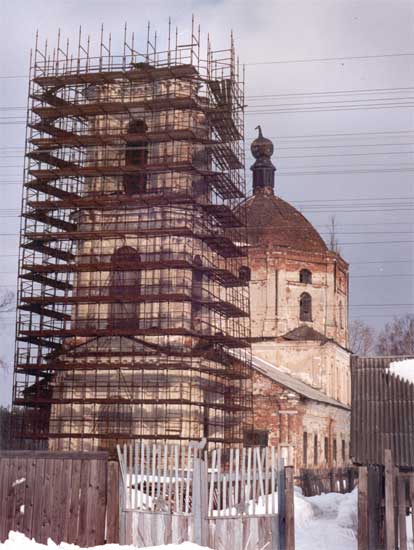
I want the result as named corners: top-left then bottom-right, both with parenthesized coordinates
top-left (277, 168), bottom-right (414, 176)
top-left (246, 86), bottom-right (414, 98)
top-left (245, 52), bottom-right (414, 65)
top-left (246, 104), bottom-right (414, 115)
top-left (247, 96), bottom-right (414, 106)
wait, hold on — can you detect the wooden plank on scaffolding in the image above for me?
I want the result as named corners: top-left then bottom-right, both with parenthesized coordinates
top-left (385, 449), bottom-right (396, 550)
top-left (358, 466), bottom-right (368, 550)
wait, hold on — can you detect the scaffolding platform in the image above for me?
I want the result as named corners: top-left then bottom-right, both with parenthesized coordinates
top-left (12, 20), bottom-right (252, 453)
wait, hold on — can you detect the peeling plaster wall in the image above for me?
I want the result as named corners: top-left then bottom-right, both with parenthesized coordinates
top-left (249, 248), bottom-right (349, 348)
top-left (252, 371), bottom-right (350, 470)
top-left (252, 340), bottom-right (351, 406)
top-left (249, 243), bottom-right (351, 407)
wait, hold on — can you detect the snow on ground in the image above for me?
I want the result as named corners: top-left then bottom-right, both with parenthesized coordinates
top-left (295, 488), bottom-right (358, 550)
top-left (390, 358), bottom-right (414, 384)
top-left (0, 532), bottom-right (211, 550)
top-left (1, 488), bottom-right (412, 550)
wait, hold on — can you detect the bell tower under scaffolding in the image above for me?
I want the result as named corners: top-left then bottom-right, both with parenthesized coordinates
top-left (12, 20), bottom-right (252, 452)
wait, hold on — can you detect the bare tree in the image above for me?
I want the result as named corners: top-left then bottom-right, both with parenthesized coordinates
top-left (0, 290), bottom-right (14, 374)
top-left (328, 215), bottom-right (341, 254)
top-left (0, 290), bottom-right (14, 312)
top-left (349, 319), bottom-right (376, 355)
top-left (376, 314), bottom-right (414, 356)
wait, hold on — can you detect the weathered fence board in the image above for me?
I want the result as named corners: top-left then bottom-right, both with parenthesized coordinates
top-left (0, 451), bottom-right (114, 546)
top-left (298, 466), bottom-right (357, 496)
top-left (358, 449), bottom-right (414, 550)
top-left (351, 356), bottom-right (414, 468)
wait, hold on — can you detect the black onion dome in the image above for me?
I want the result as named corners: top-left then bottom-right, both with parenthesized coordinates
top-left (251, 125), bottom-right (274, 159)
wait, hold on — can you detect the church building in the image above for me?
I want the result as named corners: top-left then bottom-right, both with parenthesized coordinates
top-left (242, 128), bottom-right (351, 469)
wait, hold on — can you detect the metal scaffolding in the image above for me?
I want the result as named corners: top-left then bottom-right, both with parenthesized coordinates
top-left (12, 19), bottom-right (252, 453)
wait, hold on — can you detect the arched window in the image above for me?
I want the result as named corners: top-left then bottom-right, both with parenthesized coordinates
top-left (109, 246), bottom-right (141, 328)
top-left (300, 292), bottom-right (312, 322)
top-left (123, 119), bottom-right (148, 195)
top-left (300, 269), bottom-right (312, 284)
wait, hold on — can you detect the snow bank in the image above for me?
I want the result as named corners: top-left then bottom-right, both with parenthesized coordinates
top-left (390, 359), bottom-right (414, 384)
top-left (337, 488), bottom-right (358, 530)
top-left (296, 489), bottom-right (358, 550)
top-left (1, 489), bottom-right (361, 550)
top-left (0, 531), bottom-right (212, 550)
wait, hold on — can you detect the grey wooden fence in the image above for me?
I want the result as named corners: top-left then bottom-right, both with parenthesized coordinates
top-left (117, 442), bottom-right (295, 550)
top-left (0, 451), bottom-right (119, 546)
top-left (358, 449), bottom-right (414, 550)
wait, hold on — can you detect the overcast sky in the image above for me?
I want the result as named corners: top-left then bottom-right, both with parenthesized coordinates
top-left (0, 0), bottom-right (413, 404)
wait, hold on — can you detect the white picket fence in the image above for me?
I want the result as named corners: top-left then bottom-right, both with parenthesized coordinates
top-left (117, 441), bottom-right (200, 513)
top-left (116, 441), bottom-right (290, 550)
top-left (117, 441), bottom-right (281, 517)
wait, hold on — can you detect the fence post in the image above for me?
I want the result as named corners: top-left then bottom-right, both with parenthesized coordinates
top-left (367, 465), bottom-right (384, 550)
top-left (358, 466), bottom-right (368, 550)
top-left (329, 469), bottom-right (335, 493)
top-left (192, 440), bottom-right (208, 547)
top-left (385, 449), bottom-right (396, 550)
top-left (106, 460), bottom-right (120, 544)
top-left (347, 467), bottom-right (354, 492)
top-left (284, 466), bottom-right (295, 550)
top-left (398, 477), bottom-right (407, 550)
top-left (277, 456), bottom-right (285, 550)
